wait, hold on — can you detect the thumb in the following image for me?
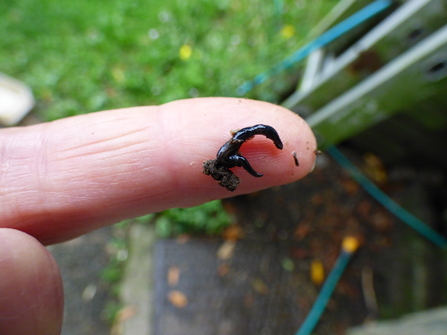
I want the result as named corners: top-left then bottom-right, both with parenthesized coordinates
top-left (0, 228), bottom-right (63, 334)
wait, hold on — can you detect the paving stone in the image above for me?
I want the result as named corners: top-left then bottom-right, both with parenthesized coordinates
top-left (347, 307), bottom-right (447, 335)
top-left (152, 238), bottom-right (312, 335)
top-left (48, 227), bottom-right (115, 335)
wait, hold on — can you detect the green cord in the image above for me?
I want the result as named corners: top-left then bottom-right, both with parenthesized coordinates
top-left (327, 146), bottom-right (447, 248)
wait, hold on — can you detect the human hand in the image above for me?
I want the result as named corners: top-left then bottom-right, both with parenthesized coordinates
top-left (0, 97), bottom-right (317, 334)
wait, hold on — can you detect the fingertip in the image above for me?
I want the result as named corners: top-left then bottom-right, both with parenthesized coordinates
top-left (0, 229), bottom-right (63, 335)
top-left (170, 98), bottom-right (317, 195)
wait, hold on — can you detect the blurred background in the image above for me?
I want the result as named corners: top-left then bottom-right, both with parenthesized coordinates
top-left (0, 0), bottom-right (334, 120)
top-left (2, 0), bottom-right (447, 334)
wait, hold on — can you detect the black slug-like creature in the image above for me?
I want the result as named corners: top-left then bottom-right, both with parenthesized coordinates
top-left (203, 124), bottom-right (283, 191)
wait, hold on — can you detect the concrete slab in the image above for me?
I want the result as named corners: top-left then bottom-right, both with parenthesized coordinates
top-left (348, 307), bottom-right (447, 335)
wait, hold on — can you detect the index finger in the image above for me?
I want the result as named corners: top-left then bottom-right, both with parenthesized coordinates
top-left (0, 97), bottom-right (316, 244)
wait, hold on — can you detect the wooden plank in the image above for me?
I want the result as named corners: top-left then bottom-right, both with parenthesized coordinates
top-left (284, 0), bottom-right (447, 113)
top-left (309, 0), bottom-right (394, 54)
top-left (305, 25), bottom-right (447, 148)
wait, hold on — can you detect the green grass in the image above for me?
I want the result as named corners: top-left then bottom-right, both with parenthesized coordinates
top-left (119, 200), bottom-right (231, 237)
top-left (154, 200), bottom-right (232, 237)
top-left (1, 0), bottom-right (336, 234)
top-left (1, 0), bottom-right (336, 120)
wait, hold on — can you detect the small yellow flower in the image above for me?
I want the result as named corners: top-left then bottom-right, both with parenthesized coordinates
top-left (111, 66), bottom-right (125, 83)
top-left (179, 44), bottom-right (192, 60)
top-left (280, 24), bottom-right (295, 39)
top-left (342, 236), bottom-right (360, 253)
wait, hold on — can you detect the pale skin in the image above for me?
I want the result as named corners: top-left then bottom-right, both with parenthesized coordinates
top-left (0, 97), bottom-right (317, 334)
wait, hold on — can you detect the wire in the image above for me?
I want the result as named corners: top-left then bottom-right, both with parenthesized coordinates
top-left (327, 146), bottom-right (447, 248)
top-left (295, 237), bottom-right (359, 335)
top-left (237, 0), bottom-right (393, 95)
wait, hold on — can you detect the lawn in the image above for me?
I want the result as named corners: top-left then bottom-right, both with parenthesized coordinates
top-left (1, 0), bottom-right (336, 234)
